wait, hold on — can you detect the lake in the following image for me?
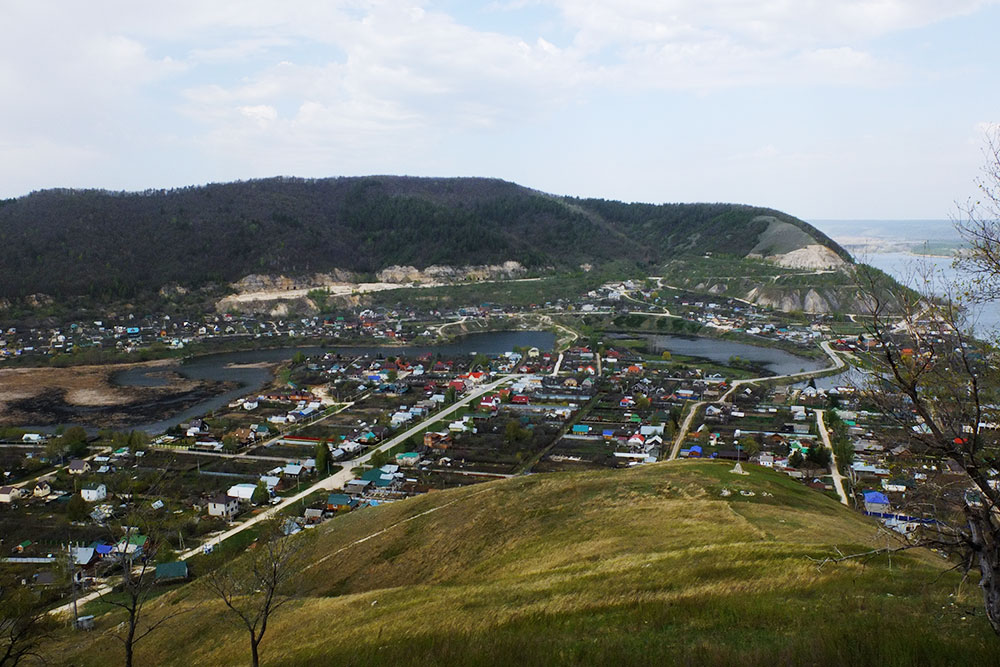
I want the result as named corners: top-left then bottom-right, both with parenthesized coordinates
top-left (640, 334), bottom-right (827, 377)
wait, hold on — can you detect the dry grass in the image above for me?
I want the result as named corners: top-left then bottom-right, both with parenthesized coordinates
top-left (54, 461), bottom-right (1000, 666)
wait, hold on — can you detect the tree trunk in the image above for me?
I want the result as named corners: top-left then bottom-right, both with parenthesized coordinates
top-left (968, 511), bottom-right (1000, 635)
top-left (250, 635), bottom-right (260, 667)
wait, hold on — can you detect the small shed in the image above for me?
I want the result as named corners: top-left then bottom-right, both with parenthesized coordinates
top-left (155, 561), bottom-right (189, 583)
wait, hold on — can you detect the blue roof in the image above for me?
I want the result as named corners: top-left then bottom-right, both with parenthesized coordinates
top-left (863, 491), bottom-right (889, 505)
top-left (689, 445), bottom-right (703, 454)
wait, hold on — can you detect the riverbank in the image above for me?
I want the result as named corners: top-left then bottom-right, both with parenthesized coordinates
top-left (0, 360), bottom-right (233, 430)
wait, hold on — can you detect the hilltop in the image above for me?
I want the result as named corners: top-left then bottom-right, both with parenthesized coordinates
top-left (58, 461), bottom-right (997, 666)
top-left (0, 177), bottom-right (850, 302)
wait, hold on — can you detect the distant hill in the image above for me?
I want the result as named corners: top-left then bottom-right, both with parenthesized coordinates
top-left (0, 177), bottom-right (851, 301)
top-left (60, 462), bottom-right (996, 666)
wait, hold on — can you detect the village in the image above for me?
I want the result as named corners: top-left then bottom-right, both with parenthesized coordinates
top-left (0, 276), bottom-right (987, 617)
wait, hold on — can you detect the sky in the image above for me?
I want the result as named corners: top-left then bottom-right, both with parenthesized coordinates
top-left (1, 1), bottom-right (998, 219)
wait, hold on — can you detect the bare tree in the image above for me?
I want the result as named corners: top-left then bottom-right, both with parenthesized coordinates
top-left (202, 520), bottom-right (310, 667)
top-left (0, 565), bottom-right (55, 667)
top-left (957, 124), bottom-right (1000, 301)
top-left (838, 130), bottom-right (1000, 634)
top-left (95, 474), bottom-right (188, 667)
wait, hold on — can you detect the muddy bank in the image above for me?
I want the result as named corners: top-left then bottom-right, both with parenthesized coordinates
top-left (3, 384), bottom-right (234, 430)
top-left (0, 361), bottom-right (235, 429)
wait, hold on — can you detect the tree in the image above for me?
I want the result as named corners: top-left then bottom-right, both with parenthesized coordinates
top-left (806, 444), bottom-right (832, 468)
top-left (788, 450), bottom-right (804, 468)
top-left (840, 131), bottom-right (1000, 635)
top-left (739, 435), bottom-right (760, 457)
top-left (445, 386), bottom-right (457, 405)
top-left (95, 475), bottom-right (187, 667)
top-left (251, 481), bottom-right (269, 506)
top-left (202, 521), bottom-right (310, 667)
top-left (0, 565), bottom-right (55, 667)
top-left (315, 440), bottom-right (329, 477)
top-left (66, 493), bottom-right (89, 522)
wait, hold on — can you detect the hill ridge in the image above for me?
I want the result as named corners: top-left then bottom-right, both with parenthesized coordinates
top-left (0, 176), bottom-right (851, 301)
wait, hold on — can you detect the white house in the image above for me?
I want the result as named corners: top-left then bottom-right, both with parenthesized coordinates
top-left (227, 483), bottom-right (259, 502)
top-left (0, 486), bottom-right (26, 503)
top-left (81, 484), bottom-right (107, 502)
top-left (207, 494), bottom-right (239, 520)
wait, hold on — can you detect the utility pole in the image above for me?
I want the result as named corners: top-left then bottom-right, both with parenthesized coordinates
top-left (68, 543), bottom-right (79, 628)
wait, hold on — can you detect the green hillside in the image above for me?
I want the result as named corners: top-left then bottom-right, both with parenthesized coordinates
top-left (57, 461), bottom-right (997, 666)
top-left (0, 177), bottom-right (850, 301)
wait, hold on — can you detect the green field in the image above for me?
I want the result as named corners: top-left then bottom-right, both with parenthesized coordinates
top-left (56, 461), bottom-right (999, 666)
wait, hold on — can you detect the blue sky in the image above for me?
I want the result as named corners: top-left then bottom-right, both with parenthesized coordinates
top-left (1, 1), bottom-right (998, 219)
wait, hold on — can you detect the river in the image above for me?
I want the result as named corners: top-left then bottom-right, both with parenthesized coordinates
top-left (860, 252), bottom-right (1000, 334)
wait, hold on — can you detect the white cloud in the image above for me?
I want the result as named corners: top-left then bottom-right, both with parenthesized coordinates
top-left (0, 0), bottom-right (996, 213)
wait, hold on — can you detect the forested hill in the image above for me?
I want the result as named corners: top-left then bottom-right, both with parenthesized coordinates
top-left (0, 176), bottom-right (851, 300)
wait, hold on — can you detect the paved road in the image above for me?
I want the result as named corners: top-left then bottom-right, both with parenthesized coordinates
top-left (719, 339), bottom-right (846, 403)
top-left (50, 373), bottom-right (520, 618)
top-left (815, 409), bottom-right (850, 506)
top-left (175, 373), bottom-right (519, 559)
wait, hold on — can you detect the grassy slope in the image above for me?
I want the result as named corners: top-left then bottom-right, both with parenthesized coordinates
top-left (59, 462), bottom-right (998, 666)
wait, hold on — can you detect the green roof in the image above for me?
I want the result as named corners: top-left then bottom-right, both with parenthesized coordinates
top-left (155, 561), bottom-right (188, 581)
top-left (359, 468), bottom-right (385, 482)
top-left (327, 493), bottom-right (354, 506)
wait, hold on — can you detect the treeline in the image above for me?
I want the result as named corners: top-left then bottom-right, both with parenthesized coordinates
top-left (0, 176), bottom-right (848, 301)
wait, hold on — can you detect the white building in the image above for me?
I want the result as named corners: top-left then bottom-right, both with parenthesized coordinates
top-left (81, 484), bottom-right (107, 502)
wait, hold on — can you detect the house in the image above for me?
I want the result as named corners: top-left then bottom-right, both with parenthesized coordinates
top-left (155, 561), bottom-right (189, 583)
top-left (326, 493), bottom-right (359, 511)
top-left (687, 445), bottom-right (703, 458)
top-left (282, 463), bottom-right (305, 478)
top-left (345, 479), bottom-right (371, 495)
top-left (72, 546), bottom-right (97, 568)
top-left (81, 484), bottom-right (107, 502)
top-left (863, 491), bottom-right (891, 514)
top-left (424, 432), bottom-right (451, 450)
top-left (0, 485), bottom-right (25, 503)
top-left (67, 460), bottom-right (91, 475)
top-left (227, 483), bottom-right (259, 502)
top-left (259, 475), bottom-right (281, 490)
top-left (33, 481), bottom-right (51, 497)
top-left (115, 534), bottom-right (148, 557)
top-left (396, 451), bottom-right (421, 466)
top-left (207, 494), bottom-right (240, 520)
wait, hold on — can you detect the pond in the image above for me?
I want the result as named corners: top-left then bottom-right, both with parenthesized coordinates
top-left (641, 334), bottom-right (828, 377)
